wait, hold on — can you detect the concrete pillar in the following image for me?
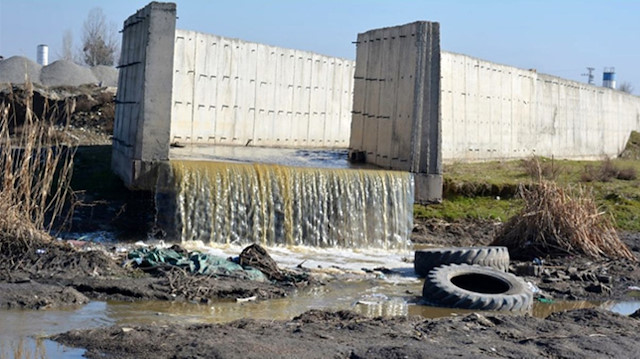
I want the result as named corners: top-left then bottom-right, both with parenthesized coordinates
top-left (112, 2), bottom-right (177, 188)
top-left (349, 21), bottom-right (442, 203)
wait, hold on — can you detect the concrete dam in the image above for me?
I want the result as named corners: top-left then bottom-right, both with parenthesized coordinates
top-left (112, 2), bottom-right (640, 247)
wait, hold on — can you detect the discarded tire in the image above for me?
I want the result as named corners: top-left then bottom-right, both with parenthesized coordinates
top-left (422, 264), bottom-right (533, 311)
top-left (414, 246), bottom-right (509, 277)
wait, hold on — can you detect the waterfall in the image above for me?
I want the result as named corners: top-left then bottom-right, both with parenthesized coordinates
top-left (156, 160), bottom-right (414, 249)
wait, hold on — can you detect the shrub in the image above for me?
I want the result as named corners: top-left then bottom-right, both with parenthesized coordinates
top-left (492, 180), bottom-right (636, 261)
top-left (0, 81), bottom-right (77, 253)
top-left (521, 157), bottom-right (562, 180)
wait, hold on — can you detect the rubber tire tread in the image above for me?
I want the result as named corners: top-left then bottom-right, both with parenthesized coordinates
top-left (422, 263), bottom-right (532, 311)
top-left (414, 246), bottom-right (509, 277)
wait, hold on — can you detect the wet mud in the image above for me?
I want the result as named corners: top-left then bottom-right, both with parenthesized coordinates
top-left (53, 308), bottom-right (640, 359)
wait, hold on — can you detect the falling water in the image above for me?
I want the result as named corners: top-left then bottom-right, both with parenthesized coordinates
top-left (155, 160), bottom-right (414, 249)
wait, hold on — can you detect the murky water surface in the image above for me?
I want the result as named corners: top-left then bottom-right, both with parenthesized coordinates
top-left (169, 146), bottom-right (372, 169)
top-left (3, 243), bottom-right (640, 358)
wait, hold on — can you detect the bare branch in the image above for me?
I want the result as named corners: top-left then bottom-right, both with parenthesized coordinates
top-left (81, 8), bottom-right (119, 66)
top-left (619, 82), bottom-right (634, 94)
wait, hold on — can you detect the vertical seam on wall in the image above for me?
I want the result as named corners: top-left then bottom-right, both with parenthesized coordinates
top-left (410, 22), bottom-right (425, 173)
top-left (190, 33), bottom-right (197, 144)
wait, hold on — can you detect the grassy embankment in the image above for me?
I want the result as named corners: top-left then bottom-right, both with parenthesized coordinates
top-left (415, 133), bottom-right (640, 232)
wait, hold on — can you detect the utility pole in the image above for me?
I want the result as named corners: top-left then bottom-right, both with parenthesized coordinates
top-left (581, 67), bottom-right (595, 85)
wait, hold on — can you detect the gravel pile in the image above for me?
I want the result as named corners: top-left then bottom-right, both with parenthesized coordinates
top-left (0, 57), bottom-right (119, 88)
top-left (91, 65), bottom-right (119, 87)
top-left (40, 60), bottom-right (98, 87)
top-left (0, 56), bottom-right (42, 84)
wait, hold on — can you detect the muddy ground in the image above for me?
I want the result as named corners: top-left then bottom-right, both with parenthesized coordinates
top-left (2, 84), bottom-right (640, 357)
top-left (54, 308), bottom-right (640, 359)
top-left (412, 218), bottom-right (640, 302)
top-left (0, 236), bottom-right (308, 310)
top-left (3, 216), bottom-right (634, 359)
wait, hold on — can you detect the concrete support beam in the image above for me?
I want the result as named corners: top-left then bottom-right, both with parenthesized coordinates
top-left (349, 21), bottom-right (442, 203)
top-left (112, 2), bottom-right (176, 188)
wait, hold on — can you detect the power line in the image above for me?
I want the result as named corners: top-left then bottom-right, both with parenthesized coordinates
top-left (581, 67), bottom-right (595, 85)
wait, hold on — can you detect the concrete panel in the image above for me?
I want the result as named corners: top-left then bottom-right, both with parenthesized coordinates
top-left (440, 51), bottom-right (640, 162)
top-left (112, 2), bottom-right (176, 188)
top-left (236, 41), bottom-right (258, 145)
top-left (192, 32), bottom-right (219, 143)
top-left (169, 31), bottom-right (354, 150)
top-left (349, 21), bottom-right (442, 202)
top-left (171, 30), bottom-right (195, 143)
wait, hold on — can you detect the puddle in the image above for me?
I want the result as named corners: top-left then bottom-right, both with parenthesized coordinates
top-left (107, 279), bottom-right (420, 325)
top-left (0, 301), bottom-right (111, 358)
top-left (600, 300), bottom-right (640, 315)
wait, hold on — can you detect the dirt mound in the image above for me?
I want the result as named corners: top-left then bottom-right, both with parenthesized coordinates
top-left (0, 56), bottom-right (42, 84)
top-left (411, 217), bottom-right (500, 247)
top-left (91, 65), bottom-right (118, 87)
top-left (0, 282), bottom-right (89, 310)
top-left (40, 60), bottom-right (98, 87)
top-left (0, 233), bottom-right (126, 281)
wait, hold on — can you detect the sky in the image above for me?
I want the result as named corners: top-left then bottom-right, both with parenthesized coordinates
top-left (0, 0), bottom-right (638, 94)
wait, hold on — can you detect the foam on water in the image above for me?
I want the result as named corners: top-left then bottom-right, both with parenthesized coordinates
top-left (183, 241), bottom-right (417, 283)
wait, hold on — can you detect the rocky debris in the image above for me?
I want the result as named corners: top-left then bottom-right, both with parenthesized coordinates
top-left (0, 83), bottom-right (114, 143)
top-left (585, 283), bottom-right (612, 295)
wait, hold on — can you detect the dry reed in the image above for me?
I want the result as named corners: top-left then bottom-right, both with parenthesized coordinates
top-left (0, 80), bottom-right (76, 255)
top-left (492, 180), bottom-right (636, 261)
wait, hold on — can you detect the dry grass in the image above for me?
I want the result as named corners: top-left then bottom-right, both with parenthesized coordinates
top-left (521, 156), bottom-right (563, 181)
top-left (0, 80), bottom-right (76, 254)
top-left (492, 180), bottom-right (636, 261)
top-left (581, 157), bottom-right (637, 182)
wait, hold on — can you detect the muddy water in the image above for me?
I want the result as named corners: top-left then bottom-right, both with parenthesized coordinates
top-left (4, 243), bottom-right (640, 358)
top-left (3, 276), bottom-right (640, 358)
top-left (0, 302), bottom-right (110, 358)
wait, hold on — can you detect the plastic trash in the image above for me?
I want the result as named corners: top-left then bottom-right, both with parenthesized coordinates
top-left (532, 258), bottom-right (544, 266)
top-left (127, 246), bottom-right (267, 282)
top-left (526, 281), bottom-right (540, 293)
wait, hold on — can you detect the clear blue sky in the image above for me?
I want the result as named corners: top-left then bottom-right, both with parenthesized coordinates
top-left (1, 0), bottom-right (638, 94)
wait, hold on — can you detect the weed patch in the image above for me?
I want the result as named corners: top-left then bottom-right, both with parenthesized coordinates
top-left (492, 181), bottom-right (635, 261)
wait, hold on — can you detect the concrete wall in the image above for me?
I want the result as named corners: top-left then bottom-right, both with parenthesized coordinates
top-left (170, 30), bottom-right (354, 149)
top-left (112, 2), bottom-right (176, 187)
top-left (441, 51), bottom-right (640, 161)
top-left (349, 21), bottom-right (442, 203)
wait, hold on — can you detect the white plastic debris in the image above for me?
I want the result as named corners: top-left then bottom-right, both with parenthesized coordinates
top-left (526, 281), bottom-right (540, 293)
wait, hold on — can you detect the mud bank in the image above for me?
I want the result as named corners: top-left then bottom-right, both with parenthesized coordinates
top-left (54, 308), bottom-right (640, 359)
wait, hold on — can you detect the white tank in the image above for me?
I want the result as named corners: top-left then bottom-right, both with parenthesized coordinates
top-left (603, 67), bottom-right (616, 89)
top-left (37, 44), bottom-right (48, 66)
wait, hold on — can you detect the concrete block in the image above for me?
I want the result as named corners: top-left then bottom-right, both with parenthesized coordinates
top-left (349, 21), bottom-right (442, 201)
top-left (414, 173), bottom-right (442, 204)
